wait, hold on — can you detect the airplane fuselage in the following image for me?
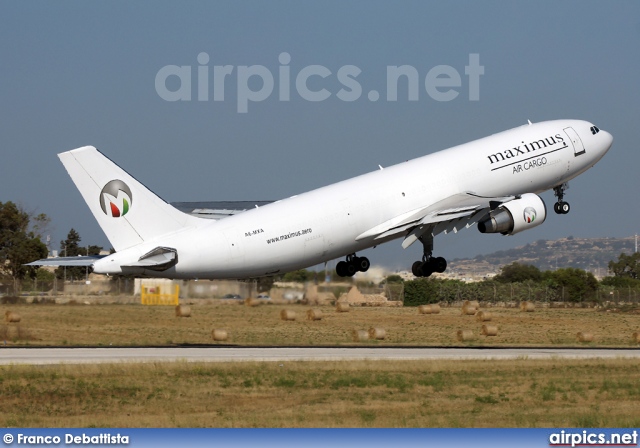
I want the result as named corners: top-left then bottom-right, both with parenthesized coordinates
top-left (92, 119), bottom-right (612, 279)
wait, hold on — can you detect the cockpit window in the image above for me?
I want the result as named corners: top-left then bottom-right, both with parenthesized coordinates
top-left (590, 126), bottom-right (600, 135)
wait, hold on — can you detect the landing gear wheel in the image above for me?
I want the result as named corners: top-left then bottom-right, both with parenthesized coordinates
top-left (420, 262), bottom-right (433, 278)
top-left (337, 254), bottom-right (368, 277)
top-left (336, 261), bottom-right (347, 277)
top-left (433, 256), bottom-right (447, 273)
top-left (554, 201), bottom-right (570, 215)
top-left (355, 257), bottom-right (370, 272)
top-left (412, 261), bottom-right (423, 277)
top-left (412, 257), bottom-right (446, 277)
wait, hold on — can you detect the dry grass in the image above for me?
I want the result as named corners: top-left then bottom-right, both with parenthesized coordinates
top-left (2, 302), bottom-right (639, 428)
top-left (0, 358), bottom-right (639, 427)
top-left (1, 302), bottom-right (638, 347)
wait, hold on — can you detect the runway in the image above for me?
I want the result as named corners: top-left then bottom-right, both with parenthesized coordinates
top-left (0, 346), bottom-right (638, 365)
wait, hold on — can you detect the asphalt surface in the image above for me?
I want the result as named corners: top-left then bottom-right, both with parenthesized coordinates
top-left (0, 346), bottom-right (638, 365)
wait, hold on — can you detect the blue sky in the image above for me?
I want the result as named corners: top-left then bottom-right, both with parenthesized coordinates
top-left (1, 1), bottom-right (638, 270)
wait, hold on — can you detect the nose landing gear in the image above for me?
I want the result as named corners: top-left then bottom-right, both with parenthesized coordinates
top-left (336, 253), bottom-right (370, 277)
top-left (553, 183), bottom-right (570, 215)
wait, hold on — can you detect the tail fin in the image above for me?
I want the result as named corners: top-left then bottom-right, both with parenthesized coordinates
top-left (59, 146), bottom-right (200, 251)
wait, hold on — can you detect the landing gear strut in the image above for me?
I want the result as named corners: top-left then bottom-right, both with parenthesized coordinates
top-left (553, 183), bottom-right (570, 215)
top-left (336, 253), bottom-right (370, 277)
top-left (411, 233), bottom-right (447, 278)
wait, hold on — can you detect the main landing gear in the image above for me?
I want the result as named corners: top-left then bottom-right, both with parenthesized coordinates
top-left (411, 233), bottom-right (447, 278)
top-left (553, 183), bottom-right (570, 215)
top-left (336, 253), bottom-right (370, 277)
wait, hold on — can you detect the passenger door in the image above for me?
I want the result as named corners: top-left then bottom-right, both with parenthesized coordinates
top-left (564, 127), bottom-right (586, 156)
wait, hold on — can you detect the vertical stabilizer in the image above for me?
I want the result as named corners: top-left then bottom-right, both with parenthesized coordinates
top-left (59, 146), bottom-right (200, 251)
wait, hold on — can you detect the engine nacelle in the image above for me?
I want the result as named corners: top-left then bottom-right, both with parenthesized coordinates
top-left (477, 193), bottom-right (546, 235)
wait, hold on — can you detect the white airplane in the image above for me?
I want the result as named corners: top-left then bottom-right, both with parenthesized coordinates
top-left (29, 119), bottom-right (612, 279)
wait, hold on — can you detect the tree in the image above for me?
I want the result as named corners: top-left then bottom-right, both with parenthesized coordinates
top-left (403, 278), bottom-right (440, 306)
top-left (600, 275), bottom-right (640, 288)
top-left (494, 262), bottom-right (542, 283)
top-left (544, 268), bottom-right (598, 302)
top-left (383, 275), bottom-right (404, 284)
top-left (55, 229), bottom-right (102, 282)
top-left (608, 252), bottom-right (640, 279)
top-left (0, 201), bottom-right (49, 294)
top-left (29, 212), bottom-right (51, 241)
top-left (22, 268), bottom-right (55, 292)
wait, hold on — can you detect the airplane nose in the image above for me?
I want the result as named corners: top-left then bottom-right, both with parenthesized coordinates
top-left (600, 130), bottom-right (613, 154)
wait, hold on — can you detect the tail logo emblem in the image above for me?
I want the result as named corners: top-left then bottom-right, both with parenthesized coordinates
top-left (99, 180), bottom-right (132, 218)
top-left (523, 207), bottom-right (536, 224)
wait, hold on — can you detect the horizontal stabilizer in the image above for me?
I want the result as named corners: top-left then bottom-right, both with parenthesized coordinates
top-left (26, 256), bottom-right (106, 267)
top-left (121, 247), bottom-right (178, 272)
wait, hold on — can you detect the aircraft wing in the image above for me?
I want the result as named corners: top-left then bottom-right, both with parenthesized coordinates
top-left (26, 255), bottom-right (106, 267)
top-left (355, 192), bottom-right (515, 248)
top-left (171, 201), bottom-right (274, 220)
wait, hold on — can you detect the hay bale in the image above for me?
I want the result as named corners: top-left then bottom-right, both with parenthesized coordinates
top-left (476, 311), bottom-right (492, 322)
top-left (368, 327), bottom-right (386, 340)
top-left (456, 329), bottom-right (474, 341)
top-left (461, 303), bottom-right (477, 315)
top-left (336, 301), bottom-right (350, 312)
top-left (633, 332), bottom-right (640, 344)
top-left (0, 325), bottom-right (33, 341)
top-left (244, 297), bottom-right (260, 307)
top-left (211, 329), bottom-right (228, 341)
top-left (175, 305), bottom-right (191, 317)
top-left (520, 301), bottom-right (535, 312)
top-left (464, 300), bottom-right (479, 309)
top-left (577, 332), bottom-right (593, 342)
top-left (462, 300), bottom-right (480, 311)
top-left (5, 311), bottom-right (21, 323)
top-left (306, 309), bottom-right (323, 321)
top-left (280, 309), bottom-right (296, 321)
top-left (482, 324), bottom-right (498, 336)
top-left (352, 329), bottom-right (369, 342)
top-left (419, 304), bottom-right (440, 314)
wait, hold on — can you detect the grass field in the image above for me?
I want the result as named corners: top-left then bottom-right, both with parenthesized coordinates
top-left (1, 301), bottom-right (639, 347)
top-left (2, 301), bottom-right (639, 428)
top-left (1, 358), bottom-right (639, 427)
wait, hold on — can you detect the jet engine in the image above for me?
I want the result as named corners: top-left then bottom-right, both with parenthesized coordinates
top-left (477, 193), bottom-right (546, 235)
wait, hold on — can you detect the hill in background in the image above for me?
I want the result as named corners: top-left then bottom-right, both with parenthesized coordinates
top-left (447, 236), bottom-right (637, 279)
